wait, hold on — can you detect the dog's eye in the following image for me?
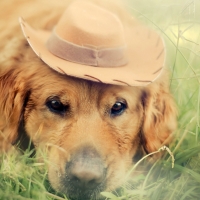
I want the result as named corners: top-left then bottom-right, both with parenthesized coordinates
top-left (46, 98), bottom-right (67, 115)
top-left (111, 101), bottom-right (127, 116)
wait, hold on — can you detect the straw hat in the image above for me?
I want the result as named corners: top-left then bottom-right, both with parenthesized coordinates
top-left (19, 0), bottom-right (165, 86)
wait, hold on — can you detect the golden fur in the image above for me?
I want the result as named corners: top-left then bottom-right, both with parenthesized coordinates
top-left (0, 0), bottom-right (177, 199)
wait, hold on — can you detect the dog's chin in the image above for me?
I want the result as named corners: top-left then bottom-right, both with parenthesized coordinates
top-left (48, 171), bottom-right (106, 200)
top-left (60, 179), bottom-right (105, 200)
top-left (67, 192), bottom-right (105, 200)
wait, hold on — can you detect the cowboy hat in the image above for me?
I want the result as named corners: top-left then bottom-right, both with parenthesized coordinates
top-left (19, 0), bottom-right (165, 86)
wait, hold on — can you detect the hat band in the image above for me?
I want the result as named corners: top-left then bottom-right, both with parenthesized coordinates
top-left (46, 30), bottom-right (128, 67)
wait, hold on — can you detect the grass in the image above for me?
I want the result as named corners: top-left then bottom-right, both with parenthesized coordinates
top-left (0, 0), bottom-right (200, 199)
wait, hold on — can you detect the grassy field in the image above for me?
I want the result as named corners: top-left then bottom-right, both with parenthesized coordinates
top-left (0, 0), bottom-right (200, 199)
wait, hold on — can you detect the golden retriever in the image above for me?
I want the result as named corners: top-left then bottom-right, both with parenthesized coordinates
top-left (0, 0), bottom-right (177, 199)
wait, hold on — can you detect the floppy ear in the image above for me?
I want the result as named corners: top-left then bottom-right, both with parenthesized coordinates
top-left (0, 68), bottom-right (30, 146)
top-left (141, 77), bottom-right (177, 154)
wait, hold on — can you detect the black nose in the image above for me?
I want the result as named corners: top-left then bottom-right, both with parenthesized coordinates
top-left (66, 146), bottom-right (106, 190)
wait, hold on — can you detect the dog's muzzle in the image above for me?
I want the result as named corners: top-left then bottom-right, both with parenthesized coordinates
top-left (63, 146), bottom-right (107, 199)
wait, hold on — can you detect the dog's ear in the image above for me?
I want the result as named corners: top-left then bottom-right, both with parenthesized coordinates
top-left (0, 68), bottom-right (30, 146)
top-left (141, 77), bottom-right (177, 155)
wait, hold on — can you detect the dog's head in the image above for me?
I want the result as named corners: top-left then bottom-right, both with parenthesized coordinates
top-left (0, 34), bottom-right (177, 200)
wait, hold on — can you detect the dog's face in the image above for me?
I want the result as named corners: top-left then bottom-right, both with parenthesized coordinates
top-left (24, 71), bottom-right (144, 198)
top-left (0, 37), bottom-right (177, 199)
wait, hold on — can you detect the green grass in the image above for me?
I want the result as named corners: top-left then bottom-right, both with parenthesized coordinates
top-left (1, 0), bottom-right (200, 199)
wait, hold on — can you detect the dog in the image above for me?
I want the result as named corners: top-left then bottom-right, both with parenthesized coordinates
top-left (0, 0), bottom-right (177, 199)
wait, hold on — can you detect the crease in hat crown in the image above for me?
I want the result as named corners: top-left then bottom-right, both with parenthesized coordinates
top-left (46, 0), bottom-right (128, 67)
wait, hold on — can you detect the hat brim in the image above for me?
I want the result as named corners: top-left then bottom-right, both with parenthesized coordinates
top-left (19, 17), bottom-right (165, 86)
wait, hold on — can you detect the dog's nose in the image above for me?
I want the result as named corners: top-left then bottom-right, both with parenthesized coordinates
top-left (66, 146), bottom-right (106, 190)
top-left (69, 162), bottom-right (104, 189)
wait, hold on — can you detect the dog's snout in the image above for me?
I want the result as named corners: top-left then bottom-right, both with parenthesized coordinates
top-left (66, 146), bottom-right (106, 190)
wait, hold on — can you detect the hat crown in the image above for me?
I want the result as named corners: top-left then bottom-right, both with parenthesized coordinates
top-left (19, 0), bottom-right (165, 86)
top-left (55, 1), bottom-right (126, 48)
